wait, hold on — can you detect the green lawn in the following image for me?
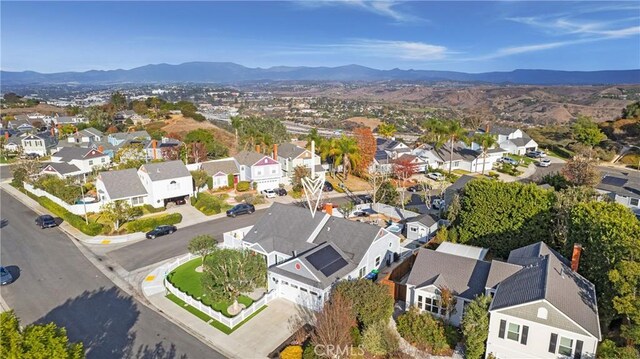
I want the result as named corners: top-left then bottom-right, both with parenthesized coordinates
top-left (167, 258), bottom-right (254, 317)
top-left (509, 154), bottom-right (535, 166)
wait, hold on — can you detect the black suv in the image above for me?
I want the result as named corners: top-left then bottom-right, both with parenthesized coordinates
top-left (274, 188), bottom-right (288, 196)
top-left (146, 225), bottom-right (177, 239)
top-left (35, 215), bottom-right (57, 229)
top-left (226, 203), bottom-right (255, 217)
top-left (323, 181), bottom-right (334, 192)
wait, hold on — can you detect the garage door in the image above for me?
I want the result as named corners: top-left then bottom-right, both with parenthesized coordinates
top-left (255, 179), bottom-right (280, 192)
top-left (279, 280), bottom-right (321, 309)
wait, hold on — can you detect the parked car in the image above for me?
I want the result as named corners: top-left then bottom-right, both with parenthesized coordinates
top-left (426, 172), bottom-right (445, 181)
top-left (352, 210), bottom-right (370, 217)
top-left (526, 151), bottom-right (546, 158)
top-left (432, 199), bottom-right (445, 210)
top-left (0, 266), bottom-right (13, 285)
top-left (262, 189), bottom-right (277, 199)
top-left (274, 188), bottom-right (288, 196)
top-left (323, 181), bottom-right (334, 192)
top-left (35, 215), bottom-right (57, 229)
top-left (407, 184), bottom-right (426, 192)
top-left (538, 158), bottom-right (552, 167)
top-left (145, 225), bottom-right (177, 239)
top-left (500, 157), bottom-right (519, 166)
top-left (226, 203), bottom-right (255, 217)
top-left (166, 197), bottom-right (186, 206)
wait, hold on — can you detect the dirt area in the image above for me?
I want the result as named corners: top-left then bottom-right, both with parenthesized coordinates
top-left (1, 104), bottom-right (67, 116)
top-left (326, 173), bottom-right (372, 192)
top-left (345, 116), bottom-right (382, 130)
top-left (161, 115), bottom-right (237, 154)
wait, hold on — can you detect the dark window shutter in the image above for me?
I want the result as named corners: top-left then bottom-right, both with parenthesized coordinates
top-left (521, 326), bottom-right (529, 345)
top-left (498, 320), bottom-right (506, 339)
top-left (574, 340), bottom-right (583, 359)
top-left (548, 333), bottom-right (558, 353)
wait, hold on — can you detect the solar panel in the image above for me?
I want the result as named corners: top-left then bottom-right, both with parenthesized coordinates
top-left (306, 246), bottom-right (348, 277)
top-left (601, 176), bottom-right (627, 187)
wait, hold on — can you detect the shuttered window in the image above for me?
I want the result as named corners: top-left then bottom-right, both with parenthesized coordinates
top-left (498, 320), bottom-right (506, 339)
top-left (574, 340), bottom-right (583, 359)
top-left (549, 333), bottom-right (558, 353)
top-left (520, 326), bottom-right (529, 345)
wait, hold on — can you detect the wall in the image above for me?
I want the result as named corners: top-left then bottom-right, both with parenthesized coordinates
top-left (24, 183), bottom-right (102, 215)
top-left (144, 175), bottom-right (192, 207)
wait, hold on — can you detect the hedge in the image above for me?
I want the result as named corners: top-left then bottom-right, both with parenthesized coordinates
top-left (236, 181), bottom-right (250, 192)
top-left (26, 192), bottom-right (104, 236)
top-left (124, 213), bottom-right (183, 233)
top-left (143, 204), bottom-right (165, 214)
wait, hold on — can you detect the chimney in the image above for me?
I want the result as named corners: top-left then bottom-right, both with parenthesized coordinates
top-left (273, 144), bottom-right (278, 160)
top-left (98, 145), bottom-right (104, 153)
top-left (4, 132), bottom-right (8, 140)
top-left (50, 127), bottom-right (54, 136)
top-left (256, 144), bottom-right (261, 153)
top-left (324, 203), bottom-right (333, 216)
top-left (152, 140), bottom-right (157, 160)
top-left (571, 243), bottom-right (582, 272)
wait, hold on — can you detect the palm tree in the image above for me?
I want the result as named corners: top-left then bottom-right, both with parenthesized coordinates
top-left (319, 137), bottom-right (339, 172)
top-left (441, 120), bottom-right (469, 174)
top-left (333, 136), bottom-right (361, 180)
top-left (473, 132), bottom-right (498, 175)
top-left (377, 122), bottom-right (397, 139)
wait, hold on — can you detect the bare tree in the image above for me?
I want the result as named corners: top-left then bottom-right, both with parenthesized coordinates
top-left (311, 293), bottom-right (356, 358)
top-left (367, 171), bottom-right (388, 206)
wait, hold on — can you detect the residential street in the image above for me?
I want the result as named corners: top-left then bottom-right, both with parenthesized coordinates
top-left (0, 190), bottom-right (224, 359)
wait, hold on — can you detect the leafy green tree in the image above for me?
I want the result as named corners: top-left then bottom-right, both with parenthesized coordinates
top-left (187, 234), bottom-right (217, 266)
top-left (361, 320), bottom-right (399, 357)
top-left (337, 201), bottom-right (355, 218)
top-left (305, 127), bottom-right (322, 149)
top-left (334, 136), bottom-right (361, 180)
top-left (334, 279), bottom-right (394, 328)
top-left (473, 132), bottom-right (498, 175)
top-left (572, 115), bottom-right (606, 148)
top-left (114, 143), bottom-right (147, 170)
top-left (461, 295), bottom-right (492, 359)
top-left (0, 310), bottom-right (84, 359)
top-left (291, 165), bottom-right (310, 192)
top-left (597, 339), bottom-right (640, 359)
top-left (231, 116), bottom-right (288, 150)
top-left (377, 122), bottom-right (397, 138)
top-left (100, 200), bottom-right (142, 230)
top-left (374, 180), bottom-right (399, 206)
top-left (190, 170), bottom-right (209, 198)
top-left (550, 186), bottom-right (600, 249)
top-left (183, 129), bottom-right (228, 159)
top-left (110, 91), bottom-right (127, 111)
top-left (424, 119), bottom-right (468, 174)
top-left (540, 172), bottom-right (571, 191)
top-left (610, 260), bottom-right (640, 345)
top-left (201, 248), bottom-right (267, 313)
top-left (453, 180), bottom-right (555, 258)
top-left (622, 101), bottom-right (640, 119)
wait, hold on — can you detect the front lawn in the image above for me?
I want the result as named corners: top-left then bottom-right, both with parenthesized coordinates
top-left (191, 192), bottom-right (231, 216)
top-left (167, 258), bottom-right (254, 317)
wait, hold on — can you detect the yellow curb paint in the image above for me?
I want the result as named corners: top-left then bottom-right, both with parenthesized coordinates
top-left (145, 275), bottom-right (156, 282)
top-left (101, 240), bottom-right (111, 244)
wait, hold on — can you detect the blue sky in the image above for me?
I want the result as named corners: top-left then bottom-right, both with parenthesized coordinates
top-left (1, 1), bottom-right (639, 73)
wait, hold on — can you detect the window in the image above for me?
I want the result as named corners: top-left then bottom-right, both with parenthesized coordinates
top-left (131, 196), bottom-right (144, 205)
top-left (453, 161), bottom-right (460, 167)
top-left (410, 226), bottom-right (417, 232)
top-left (558, 337), bottom-right (573, 356)
top-left (417, 295), bottom-right (423, 309)
top-left (290, 284), bottom-right (298, 289)
top-left (101, 158), bottom-right (106, 163)
top-left (256, 169), bottom-right (263, 176)
top-left (507, 323), bottom-right (520, 341)
top-left (281, 280), bottom-right (288, 286)
top-left (89, 160), bottom-right (94, 166)
top-left (300, 288), bottom-right (308, 293)
top-left (359, 267), bottom-right (366, 278)
top-left (631, 198), bottom-right (639, 206)
top-left (424, 297), bottom-right (445, 315)
top-left (537, 307), bottom-right (548, 319)
top-left (271, 167), bottom-right (277, 174)
top-left (375, 256), bottom-right (381, 267)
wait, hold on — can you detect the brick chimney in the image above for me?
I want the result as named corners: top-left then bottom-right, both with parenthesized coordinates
top-left (324, 203), bottom-right (333, 216)
top-left (4, 132), bottom-right (9, 140)
top-left (571, 243), bottom-right (583, 272)
top-left (256, 144), bottom-right (261, 153)
top-left (152, 140), bottom-right (157, 160)
top-left (273, 144), bottom-right (278, 160)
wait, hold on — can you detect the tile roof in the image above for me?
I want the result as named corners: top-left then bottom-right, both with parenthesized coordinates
top-left (97, 168), bottom-right (147, 199)
top-left (140, 160), bottom-right (191, 181)
top-left (201, 159), bottom-right (239, 176)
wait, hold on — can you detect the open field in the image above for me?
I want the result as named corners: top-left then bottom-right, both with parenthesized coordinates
top-left (0, 104), bottom-right (67, 116)
top-left (160, 114), bottom-right (237, 154)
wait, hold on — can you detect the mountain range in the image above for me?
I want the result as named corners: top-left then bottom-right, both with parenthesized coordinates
top-left (2, 62), bottom-right (639, 85)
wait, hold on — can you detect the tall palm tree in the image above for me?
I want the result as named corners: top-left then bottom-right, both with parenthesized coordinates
top-left (333, 136), bottom-right (361, 180)
top-left (319, 137), bottom-right (339, 171)
top-left (423, 119), bottom-right (468, 174)
top-left (473, 132), bottom-right (498, 175)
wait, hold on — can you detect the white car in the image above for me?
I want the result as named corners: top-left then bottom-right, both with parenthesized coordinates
top-left (538, 159), bottom-right (552, 167)
top-left (427, 172), bottom-right (445, 181)
top-left (262, 189), bottom-right (277, 198)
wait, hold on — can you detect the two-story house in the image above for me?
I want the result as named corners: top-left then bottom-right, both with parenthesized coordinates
top-left (276, 143), bottom-right (325, 184)
top-left (67, 127), bottom-right (104, 144)
top-left (223, 203), bottom-right (401, 309)
top-left (138, 160), bottom-right (193, 208)
top-left (21, 133), bottom-right (58, 157)
top-left (107, 130), bottom-right (151, 147)
top-left (595, 173), bottom-right (640, 218)
top-left (371, 138), bottom-right (412, 173)
top-left (477, 125), bottom-right (538, 156)
top-left (235, 150), bottom-right (282, 192)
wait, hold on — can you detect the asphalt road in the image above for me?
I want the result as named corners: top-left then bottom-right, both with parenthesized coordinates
top-left (0, 164), bottom-right (14, 179)
top-left (107, 209), bottom-right (267, 272)
top-left (0, 190), bottom-right (224, 359)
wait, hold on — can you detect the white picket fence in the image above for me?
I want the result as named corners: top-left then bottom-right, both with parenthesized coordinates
top-left (164, 253), bottom-right (276, 329)
top-left (25, 183), bottom-right (102, 215)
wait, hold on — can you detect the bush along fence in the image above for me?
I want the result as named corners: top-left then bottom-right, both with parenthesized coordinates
top-left (24, 183), bottom-right (102, 215)
top-left (163, 253), bottom-right (276, 331)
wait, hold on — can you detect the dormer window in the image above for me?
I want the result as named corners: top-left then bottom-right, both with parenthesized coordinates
top-left (537, 307), bottom-right (548, 320)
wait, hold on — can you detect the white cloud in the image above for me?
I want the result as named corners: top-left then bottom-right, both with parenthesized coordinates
top-left (295, 0), bottom-right (421, 23)
top-left (346, 39), bottom-right (448, 60)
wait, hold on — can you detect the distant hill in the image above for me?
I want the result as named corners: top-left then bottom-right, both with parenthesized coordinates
top-left (2, 62), bottom-right (639, 85)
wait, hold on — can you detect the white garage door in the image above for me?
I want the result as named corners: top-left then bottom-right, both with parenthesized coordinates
top-left (278, 281), bottom-right (321, 309)
top-left (255, 179), bottom-right (280, 192)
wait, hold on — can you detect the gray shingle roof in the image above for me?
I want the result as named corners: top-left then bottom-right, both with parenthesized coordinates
top-left (110, 131), bottom-right (150, 141)
top-left (406, 248), bottom-right (491, 300)
top-left (408, 213), bottom-right (439, 227)
top-left (201, 159), bottom-right (239, 176)
top-left (485, 260), bottom-right (523, 289)
top-left (79, 127), bottom-right (103, 137)
top-left (486, 125), bottom-right (518, 136)
top-left (97, 168), bottom-right (147, 200)
top-left (140, 160), bottom-right (191, 181)
top-left (235, 151), bottom-right (268, 166)
top-left (41, 162), bottom-right (81, 175)
top-left (313, 216), bottom-right (382, 266)
top-left (53, 147), bottom-right (106, 161)
top-left (277, 143), bottom-right (306, 159)
top-left (511, 136), bottom-right (534, 147)
top-left (507, 241), bottom-right (570, 267)
top-left (434, 143), bottom-right (480, 162)
top-left (446, 175), bottom-right (477, 193)
top-left (596, 173), bottom-right (640, 199)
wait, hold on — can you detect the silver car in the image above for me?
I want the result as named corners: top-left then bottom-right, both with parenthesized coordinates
top-left (0, 266), bottom-right (13, 285)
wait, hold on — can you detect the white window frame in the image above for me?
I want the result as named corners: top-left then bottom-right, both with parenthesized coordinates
top-left (507, 323), bottom-right (520, 342)
top-left (358, 267), bottom-right (366, 278)
top-left (558, 336), bottom-right (573, 356)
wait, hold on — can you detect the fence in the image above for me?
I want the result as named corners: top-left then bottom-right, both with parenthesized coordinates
top-left (24, 183), bottom-right (102, 215)
top-left (163, 253), bottom-right (276, 329)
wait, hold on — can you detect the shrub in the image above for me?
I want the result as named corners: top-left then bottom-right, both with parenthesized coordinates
top-left (192, 192), bottom-right (229, 216)
top-left (236, 181), bottom-right (251, 192)
top-left (290, 190), bottom-right (303, 199)
top-left (302, 344), bottom-right (316, 359)
top-left (362, 321), bottom-right (399, 357)
top-left (280, 345), bottom-right (303, 359)
top-left (143, 204), bottom-right (165, 214)
top-left (27, 193), bottom-right (103, 236)
top-left (486, 171), bottom-right (500, 179)
top-left (234, 193), bottom-right (265, 205)
top-left (206, 176), bottom-right (214, 190)
top-left (334, 279), bottom-right (394, 328)
top-left (124, 213), bottom-right (182, 233)
top-left (396, 307), bottom-right (455, 356)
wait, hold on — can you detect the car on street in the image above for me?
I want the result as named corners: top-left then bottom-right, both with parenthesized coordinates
top-left (226, 203), bottom-right (255, 217)
top-left (262, 189), bottom-right (277, 198)
top-left (407, 184), bottom-right (427, 192)
top-left (323, 181), bottom-right (334, 192)
top-left (538, 158), bottom-right (552, 167)
top-left (145, 225), bottom-right (177, 239)
top-left (0, 266), bottom-right (13, 285)
top-left (274, 188), bottom-right (288, 196)
top-left (352, 210), bottom-right (370, 217)
top-left (35, 215), bottom-right (57, 229)
top-left (526, 151), bottom-right (546, 158)
top-left (500, 157), bottom-right (519, 166)
top-left (426, 172), bottom-right (445, 181)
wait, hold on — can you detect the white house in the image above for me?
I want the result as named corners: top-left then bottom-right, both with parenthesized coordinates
top-left (107, 130), bottom-right (151, 147)
top-left (370, 138), bottom-right (413, 173)
top-left (50, 147), bottom-right (111, 174)
top-left (235, 150), bottom-right (282, 192)
top-left (21, 133), bottom-right (57, 157)
top-left (404, 241), bottom-right (601, 358)
top-left (276, 143), bottom-right (325, 184)
top-left (138, 160), bottom-right (192, 208)
top-left (95, 168), bottom-right (148, 206)
top-left (40, 162), bottom-right (84, 179)
top-left (405, 213), bottom-right (440, 243)
top-left (477, 125), bottom-right (538, 156)
top-left (200, 158), bottom-right (239, 189)
top-left (67, 127), bottom-right (103, 144)
top-left (595, 173), bottom-right (640, 217)
top-left (223, 203), bottom-right (402, 309)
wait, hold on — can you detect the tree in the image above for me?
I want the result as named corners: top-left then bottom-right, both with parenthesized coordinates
top-left (201, 248), bottom-right (267, 314)
top-left (352, 127), bottom-right (376, 175)
top-left (461, 295), bottom-right (492, 359)
top-left (377, 122), bottom-right (397, 139)
top-left (231, 116), bottom-right (288, 150)
top-left (337, 201), bottom-right (354, 218)
top-left (424, 119), bottom-right (468, 174)
top-left (393, 156), bottom-right (417, 210)
top-left (183, 129), bottom-right (228, 160)
top-left (334, 136), bottom-right (361, 180)
top-left (191, 170), bottom-right (209, 198)
top-left (609, 260), bottom-right (640, 345)
top-left (375, 180), bottom-right (399, 206)
top-left (188, 235), bottom-right (217, 266)
top-left (550, 186), bottom-right (600, 249)
top-left (561, 154), bottom-right (600, 187)
top-left (366, 172), bottom-right (388, 206)
top-left (114, 143), bottom-right (147, 169)
top-left (11, 159), bottom-right (40, 188)
top-left (472, 132), bottom-right (497, 175)
top-left (0, 310), bottom-right (85, 359)
top-left (110, 91), bottom-right (127, 111)
top-left (334, 279), bottom-right (394, 328)
top-left (361, 320), bottom-right (399, 357)
top-left (621, 101), bottom-right (640, 119)
top-left (305, 127), bottom-right (322, 149)
top-left (311, 292), bottom-right (356, 355)
top-left (572, 115), bottom-right (606, 149)
top-left (100, 200), bottom-right (142, 230)
top-left (438, 286), bottom-right (457, 323)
